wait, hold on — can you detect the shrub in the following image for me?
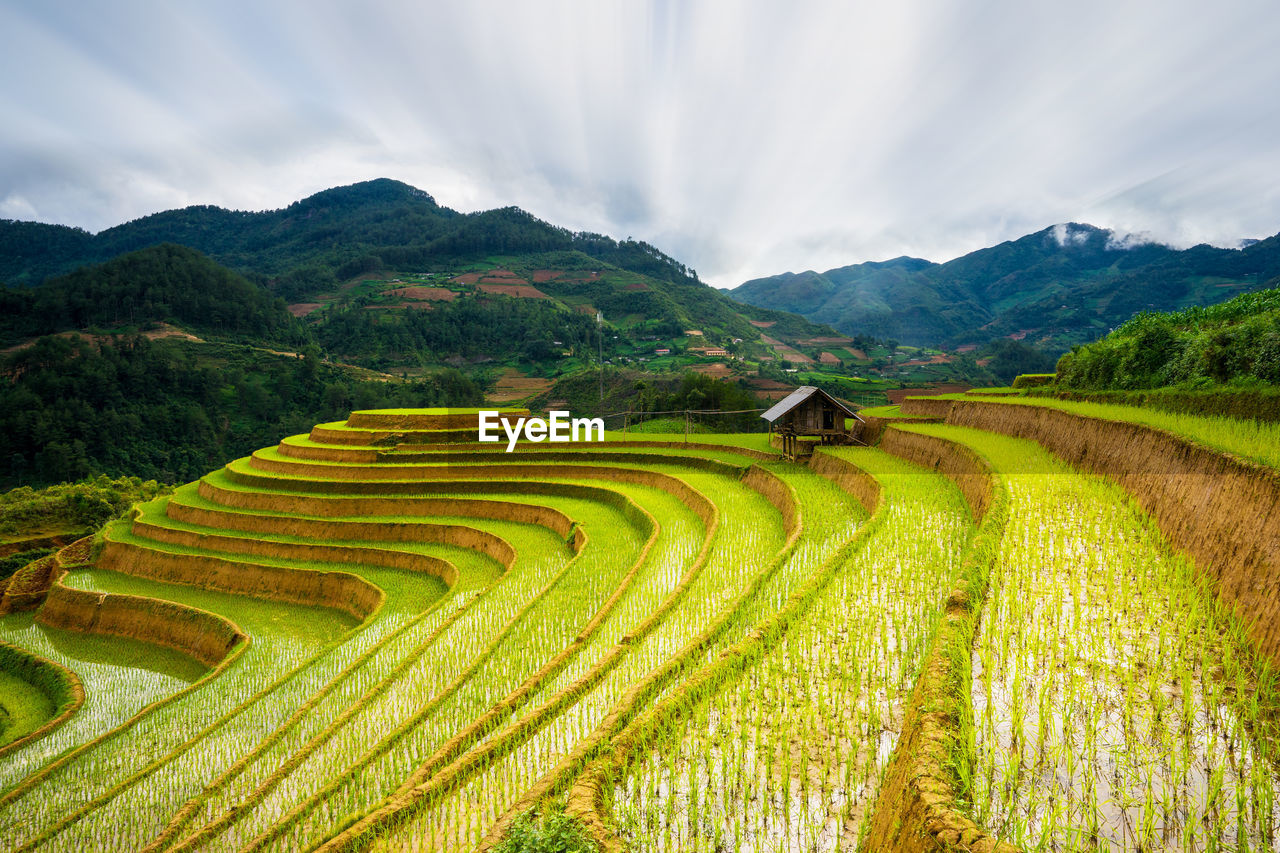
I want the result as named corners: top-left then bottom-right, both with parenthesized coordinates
top-left (492, 807), bottom-right (597, 853)
top-left (1011, 373), bottom-right (1055, 389)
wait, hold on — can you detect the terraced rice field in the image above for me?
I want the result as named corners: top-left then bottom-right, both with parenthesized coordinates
top-left (1, 402), bottom-right (1277, 852)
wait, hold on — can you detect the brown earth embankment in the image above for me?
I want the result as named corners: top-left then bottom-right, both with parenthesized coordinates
top-left (880, 428), bottom-right (993, 520)
top-left (278, 440), bottom-right (379, 463)
top-left (37, 583), bottom-right (244, 668)
top-left (246, 450), bottom-right (746, 480)
top-left (0, 555), bottom-right (59, 614)
top-left (128, 516), bottom-right (458, 586)
top-left (281, 438), bottom-right (778, 465)
top-left (863, 426), bottom-right (1018, 853)
top-left (308, 425), bottom-right (475, 446)
top-left (1, 536), bottom-right (98, 614)
top-left (97, 536), bottom-right (383, 622)
top-left (374, 439), bottom-right (776, 462)
top-left (807, 449), bottom-right (880, 514)
top-left (226, 463), bottom-right (720, 526)
top-left (377, 450), bottom-right (757, 471)
top-left (742, 465), bottom-right (800, 539)
top-left (915, 397), bottom-right (1280, 664)
top-left (165, 501), bottom-right (515, 570)
top-left (345, 409), bottom-right (528, 431)
top-left (197, 480), bottom-right (576, 539)
top-left (899, 397), bottom-right (959, 418)
top-left (856, 415), bottom-right (944, 447)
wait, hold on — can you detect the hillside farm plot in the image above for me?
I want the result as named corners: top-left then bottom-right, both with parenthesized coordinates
top-left (1, 403), bottom-right (1278, 851)
top-left (611, 450), bottom-right (973, 852)
top-left (900, 423), bottom-right (1280, 851)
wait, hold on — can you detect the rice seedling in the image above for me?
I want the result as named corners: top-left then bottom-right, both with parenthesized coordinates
top-left (919, 393), bottom-right (1280, 471)
top-left (904, 423), bottom-right (1280, 852)
top-left (2, 406), bottom-right (1274, 852)
top-left (610, 448), bottom-right (972, 852)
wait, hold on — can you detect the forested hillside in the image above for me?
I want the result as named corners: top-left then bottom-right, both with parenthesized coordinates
top-left (0, 243), bottom-right (303, 347)
top-left (1056, 284), bottom-right (1280, 389)
top-left (731, 223), bottom-right (1280, 351)
top-left (0, 334), bottom-right (480, 488)
top-left (0, 178), bottom-right (839, 366)
top-left (0, 181), bottom-right (858, 489)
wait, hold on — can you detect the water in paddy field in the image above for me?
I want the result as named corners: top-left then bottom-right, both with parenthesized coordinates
top-left (612, 452), bottom-right (973, 852)
top-left (20, 611), bottom-right (207, 682)
top-left (0, 610), bottom-right (204, 800)
top-left (969, 457), bottom-right (1280, 851)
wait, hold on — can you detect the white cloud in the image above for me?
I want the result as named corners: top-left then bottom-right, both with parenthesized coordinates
top-left (1051, 224), bottom-right (1091, 248)
top-left (1, 0), bottom-right (1279, 286)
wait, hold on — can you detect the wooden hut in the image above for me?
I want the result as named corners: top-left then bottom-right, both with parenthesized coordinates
top-left (761, 386), bottom-right (863, 459)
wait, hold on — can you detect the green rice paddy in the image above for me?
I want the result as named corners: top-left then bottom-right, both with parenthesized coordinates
top-left (1, 403), bottom-right (1275, 852)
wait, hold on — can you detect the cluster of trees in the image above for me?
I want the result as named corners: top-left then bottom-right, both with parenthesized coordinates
top-left (979, 339), bottom-right (1059, 384)
top-left (1056, 286), bottom-right (1280, 389)
top-left (0, 475), bottom-right (170, 540)
top-left (0, 335), bottom-right (481, 488)
top-left (317, 298), bottom-right (604, 365)
top-left (529, 369), bottom-right (766, 430)
top-left (0, 244), bottom-right (305, 346)
top-left (628, 372), bottom-right (762, 424)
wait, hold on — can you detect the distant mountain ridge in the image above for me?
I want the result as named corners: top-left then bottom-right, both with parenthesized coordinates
top-left (0, 177), bottom-right (838, 355)
top-left (730, 223), bottom-right (1280, 351)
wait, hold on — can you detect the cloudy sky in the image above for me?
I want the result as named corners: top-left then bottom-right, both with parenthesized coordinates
top-left (2, 0), bottom-right (1279, 288)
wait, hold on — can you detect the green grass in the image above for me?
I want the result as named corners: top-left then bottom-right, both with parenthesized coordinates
top-left (901, 423), bottom-right (1280, 850)
top-left (927, 393), bottom-right (1280, 470)
top-left (0, 668), bottom-right (55, 749)
top-left (613, 448), bottom-right (971, 848)
top-left (5, 403), bottom-right (1278, 851)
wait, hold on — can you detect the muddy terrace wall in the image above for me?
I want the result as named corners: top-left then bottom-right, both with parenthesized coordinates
top-left (0, 641), bottom-right (84, 759)
top-left (222, 467), bottom-right (719, 534)
top-left (247, 451), bottom-right (747, 480)
top-left (864, 426), bottom-right (1018, 853)
top-left (856, 415), bottom-right (943, 447)
top-left (309, 426), bottom-right (476, 446)
top-left (129, 516), bottom-right (458, 586)
top-left (37, 583), bottom-right (244, 668)
top-left (0, 554), bottom-right (59, 614)
top-left (1, 536), bottom-right (97, 614)
top-left (279, 439), bottom-right (779, 465)
top-left (904, 396), bottom-right (1280, 665)
top-left (166, 502), bottom-right (516, 572)
top-left (742, 465), bottom-right (800, 539)
top-left (345, 409), bottom-right (528, 431)
top-left (197, 480), bottom-right (578, 541)
top-left (808, 450), bottom-right (880, 515)
top-left (880, 428), bottom-right (994, 521)
top-left (97, 538), bottom-right (383, 622)
top-left (899, 398), bottom-right (959, 419)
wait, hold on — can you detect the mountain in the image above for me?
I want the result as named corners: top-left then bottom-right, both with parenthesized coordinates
top-left (0, 179), bottom-right (456, 286)
top-left (730, 223), bottom-right (1280, 352)
top-left (0, 178), bottom-right (837, 358)
top-left (0, 179), bottom-right (866, 489)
